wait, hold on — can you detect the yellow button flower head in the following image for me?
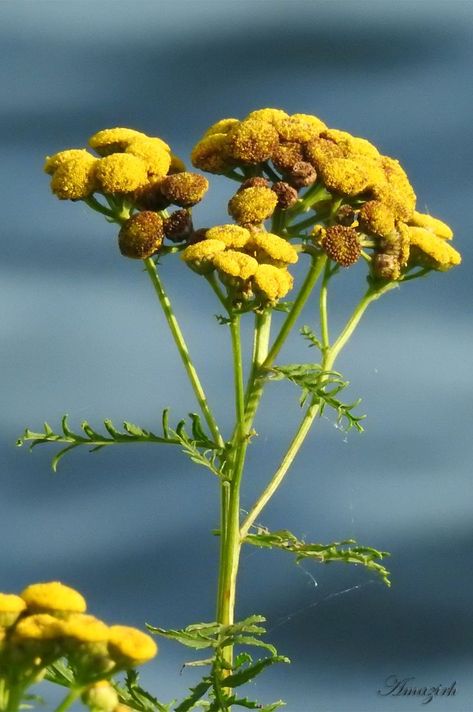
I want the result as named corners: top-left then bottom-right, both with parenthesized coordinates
top-left (88, 127), bottom-right (148, 156)
top-left (95, 154), bottom-right (149, 194)
top-left (407, 226), bottom-right (461, 270)
top-left (159, 172), bottom-right (209, 207)
top-left (13, 613), bottom-right (64, 641)
top-left (358, 200), bottom-right (396, 237)
top-left (44, 148), bottom-right (96, 175)
top-left (253, 264), bottom-right (294, 301)
top-left (108, 625), bottom-right (157, 667)
top-left (203, 118), bottom-right (240, 137)
top-left (0, 593), bottom-right (27, 627)
top-left (21, 581), bottom-right (86, 616)
top-left (248, 232), bottom-right (298, 266)
top-left (228, 186), bottom-right (278, 224)
top-left (191, 133), bottom-right (233, 174)
top-left (82, 681), bottom-right (119, 712)
top-left (318, 157), bottom-right (379, 197)
top-left (275, 114), bottom-right (326, 143)
top-left (50, 153), bottom-right (98, 200)
top-left (320, 225), bottom-right (362, 267)
top-left (409, 211), bottom-right (453, 239)
top-left (227, 119), bottom-right (279, 164)
top-left (320, 128), bottom-right (380, 159)
top-left (205, 224), bottom-right (251, 249)
top-left (272, 141), bottom-right (305, 173)
top-left (245, 108), bottom-right (289, 125)
top-left (372, 156), bottom-right (416, 221)
top-left (60, 614), bottom-right (110, 644)
top-left (181, 239), bottom-right (226, 274)
top-left (118, 212), bottom-right (164, 259)
top-left (213, 250), bottom-right (259, 280)
top-left (372, 253), bottom-right (401, 281)
top-left (125, 137), bottom-right (171, 178)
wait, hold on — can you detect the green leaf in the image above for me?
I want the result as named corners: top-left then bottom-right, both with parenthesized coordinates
top-left (244, 527), bottom-right (391, 586)
top-left (175, 679), bottom-right (213, 712)
top-left (117, 670), bottom-right (174, 712)
top-left (300, 325), bottom-right (322, 351)
top-left (224, 656), bottom-right (289, 688)
top-left (147, 625), bottom-right (217, 650)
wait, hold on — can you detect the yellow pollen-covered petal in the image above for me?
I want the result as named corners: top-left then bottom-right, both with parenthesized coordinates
top-left (21, 582), bottom-right (86, 615)
top-left (125, 137), bottom-right (171, 178)
top-left (205, 224), bottom-right (251, 249)
top-left (50, 154), bottom-right (98, 200)
top-left (247, 232), bottom-right (298, 265)
top-left (227, 119), bottom-right (279, 164)
top-left (275, 114), bottom-right (326, 143)
top-left (44, 149), bottom-right (95, 175)
top-left (88, 127), bottom-right (148, 156)
top-left (191, 133), bottom-right (233, 174)
top-left (213, 250), bottom-right (259, 280)
top-left (409, 211), bottom-right (453, 239)
top-left (108, 625), bottom-right (157, 666)
top-left (228, 186), bottom-right (278, 224)
top-left (407, 227), bottom-right (461, 270)
top-left (245, 108), bottom-right (289, 126)
top-left (13, 613), bottom-right (64, 641)
top-left (358, 200), bottom-right (396, 237)
top-left (60, 614), bottom-right (110, 643)
top-left (95, 154), bottom-right (149, 193)
top-left (203, 118), bottom-right (240, 137)
top-left (252, 264), bottom-right (294, 301)
top-left (0, 593), bottom-right (27, 627)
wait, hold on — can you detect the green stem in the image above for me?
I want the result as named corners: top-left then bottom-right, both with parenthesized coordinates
top-left (320, 260), bottom-right (331, 354)
top-left (53, 688), bottom-right (82, 712)
top-left (144, 258), bottom-right (224, 448)
top-left (240, 281), bottom-right (397, 539)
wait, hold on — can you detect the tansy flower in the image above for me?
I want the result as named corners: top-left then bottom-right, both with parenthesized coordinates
top-left (60, 614), bottom-right (110, 644)
top-left (21, 581), bottom-right (86, 616)
top-left (319, 225), bottom-right (362, 267)
top-left (88, 127), bottom-right (148, 156)
top-left (205, 224), bottom-right (251, 249)
top-left (163, 209), bottom-right (193, 242)
top-left (181, 239), bottom-right (226, 274)
top-left (125, 137), bottom-right (171, 178)
top-left (0, 593), bottom-right (26, 627)
top-left (407, 226), bottom-right (461, 270)
top-left (409, 211), bottom-right (453, 239)
top-left (118, 212), bottom-right (164, 259)
top-left (317, 156), bottom-right (383, 197)
top-left (228, 186), bottom-right (278, 224)
top-left (159, 172), bottom-right (209, 207)
top-left (108, 625), bottom-right (157, 667)
top-left (203, 118), bottom-right (240, 137)
top-left (320, 128), bottom-right (380, 159)
top-left (213, 250), bottom-right (259, 281)
top-left (247, 232), bottom-right (298, 267)
top-left (82, 681), bottom-right (119, 712)
top-left (95, 154), bottom-right (149, 194)
top-left (358, 200), bottom-right (396, 237)
top-left (275, 114), bottom-right (326, 143)
top-left (44, 148), bottom-right (95, 175)
top-left (50, 154), bottom-right (98, 200)
top-left (227, 119), bottom-right (279, 164)
top-left (13, 613), bottom-right (64, 641)
top-left (191, 133), bottom-right (233, 174)
top-left (252, 264), bottom-right (294, 301)
top-left (372, 156), bottom-right (416, 222)
top-left (272, 141), bottom-right (305, 173)
top-left (168, 153), bottom-right (187, 174)
top-left (245, 108), bottom-right (289, 125)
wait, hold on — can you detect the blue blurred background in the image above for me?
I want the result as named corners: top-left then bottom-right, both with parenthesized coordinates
top-left (1, 1), bottom-right (472, 710)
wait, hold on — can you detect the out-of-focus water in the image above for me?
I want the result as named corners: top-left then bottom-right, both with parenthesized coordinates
top-left (1, 2), bottom-right (472, 710)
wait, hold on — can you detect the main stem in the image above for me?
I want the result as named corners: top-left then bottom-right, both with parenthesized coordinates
top-left (144, 258), bottom-right (224, 448)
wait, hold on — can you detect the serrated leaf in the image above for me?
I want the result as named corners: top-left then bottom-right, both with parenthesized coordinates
top-left (225, 656), bottom-right (289, 688)
top-left (123, 421), bottom-right (146, 436)
top-left (148, 626), bottom-right (215, 650)
top-left (300, 325), bottom-right (322, 350)
top-left (175, 679), bottom-right (213, 712)
top-left (51, 444), bottom-right (79, 472)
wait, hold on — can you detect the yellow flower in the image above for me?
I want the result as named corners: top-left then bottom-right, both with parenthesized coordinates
top-left (21, 581), bottom-right (86, 616)
top-left (88, 127), bottom-right (148, 156)
top-left (252, 264), bottom-right (294, 301)
top-left (372, 156), bottom-right (416, 222)
top-left (247, 232), bottom-right (298, 266)
top-left (272, 141), bottom-right (305, 173)
top-left (227, 119), bottom-right (279, 164)
top-left (191, 133), bottom-right (233, 174)
top-left (228, 186), bottom-right (278, 224)
top-left (181, 239), bottom-right (226, 274)
top-left (203, 118), bottom-right (240, 137)
top-left (275, 114), bottom-right (326, 143)
top-left (205, 224), bottom-right (251, 249)
top-left (108, 625), bottom-right (157, 667)
top-left (95, 154), bottom-right (149, 193)
top-left (125, 137), bottom-right (171, 178)
top-left (407, 226), bottom-right (461, 270)
top-left (60, 614), bottom-right (110, 644)
top-left (82, 681), bottom-right (119, 712)
top-left (44, 148), bottom-right (95, 175)
top-left (50, 154), bottom-right (98, 200)
top-left (319, 225), bottom-right (362, 267)
top-left (159, 172), bottom-right (209, 207)
top-left (409, 211), bottom-right (453, 239)
top-left (358, 200), bottom-right (395, 237)
top-left (213, 250), bottom-right (259, 280)
top-left (0, 593), bottom-right (27, 627)
top-left (317, 157), bottom-right (376, 197)
top-left (168, 153), bottom-right (187, 174)
top-left (13, 613), bottom-right (64, 641)
top-left (245, 108), bottom-right (289, 125)
top-left (320, 128), bottom-right (380, 159)
top-left (118, 212), bottom-right (164, 259)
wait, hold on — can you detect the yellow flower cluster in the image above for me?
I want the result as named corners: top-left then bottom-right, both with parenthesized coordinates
top-left (181, 224), bottom-right (297, 303)
top-left (44, 126), bottom-right (188, 203)
top-left (0, 581), bottom-right (157, 702)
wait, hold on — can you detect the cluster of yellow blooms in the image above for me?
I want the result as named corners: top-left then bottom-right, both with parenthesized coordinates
top-left (44, 109), bottom-right (460, 307)
top-left (0, 581), bottom-right (157, 711)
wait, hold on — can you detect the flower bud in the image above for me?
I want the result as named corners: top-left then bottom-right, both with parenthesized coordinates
top-left (227, 119), bottom-right (279, 164)
top-left (320, 225), bottom-right (361, 267)
top-left (118, 212), bottom-right (164, 259)
top-left (228, 186), bottom-right (278, 225)
top-left (21, 581), bottom-right (86, 617)
top-left (0, 593), bottom-right (27, 627)
top-left (285, 161), bottom-right (317, 189)
top-left (108, 625), bottom-right (157, 668)
top-left (181, 239), bottom-right (226, 274)
top-left (95, 154), bottom-right (149, 194)
top-left (163, 210), bottom-right (193, 243)
top-left (159, 172), bottom-right (209, 207)
top-left (252, 264), bottom-right (294, 302)
top-left (372, 253), bottom-right (401, 281)
top-left (238, 177), bottom-right (270, 191)
top-left (82, 681), bottom-right (119, 712)
top-left (271, 181), bottom-right (298, 209)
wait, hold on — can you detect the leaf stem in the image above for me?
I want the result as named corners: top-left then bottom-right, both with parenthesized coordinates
top-left (144, 258), bottom-right (224, 448)
top-left (53, 688), bottom-right (82, 712)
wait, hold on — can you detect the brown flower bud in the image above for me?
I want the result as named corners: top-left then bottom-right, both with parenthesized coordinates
top-left (133, 181), bottom-right (170, 211)
top-left (321, 225), bottom-right (361, 267)
top-left (118, 212), bottom-right (164, 259)
top-left (335, 204), bottom-right (357, 226)
top-left (271, 181), bottom-right (298, 209)
top-left (188, 227), bottom-right (209, 245)
top-left (163, 210), bottom-right (193, 243)
top-left (159, 172), bottom-right (209, 207)
top-left (372, 253), bottom-right (401, 281)
top-left (238, 177), bottom-right (270, 191)
top-left (286, 161), bottom-right (317, 189)
top-left (272, 141), bottom-right (305, 173)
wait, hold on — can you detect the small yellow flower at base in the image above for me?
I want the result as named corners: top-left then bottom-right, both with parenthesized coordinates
top-left (44, 149), bottom-right (96, 175)
top-left (50, 155), bottom-right (98, 201)
top-left (407, 227), bottom-right (461, 271)
top-left (82, 681), bottom-right (119, 712)
top-left (125, 138), bottom-right (171, 179)
top-left (227, 119), bottom-right (279, 164)
top-left (228, 186), bottom-right (278, 225)
top-left (213, 250), bottom-right (259, 281)
top-left (118, 212), bottom-right (164, 260)
top-left (88, 128), bottom-right (148, 156)
top-left (12, 613), bottom-right (64, 641)
top-left (247, 232), bottom-right (298, 267)
top-left (94, 154), bottom-right (149, 194)
top-left (205, 224), bottom-right (251, 249)
top-left (191, 133), bottom-right (233, 174)
top-left (252, 264), bottom-right (294, 302)
top-left (181, 239), bottom-right (226, 274)
top-left (409, 211), bottom-right (453, 239)
top-left (108, 625), bottom-right (157, 667)
top-left (0, 593), bottom-right (26, 627)
top-left (21, 581), bottom-right (86, 616)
